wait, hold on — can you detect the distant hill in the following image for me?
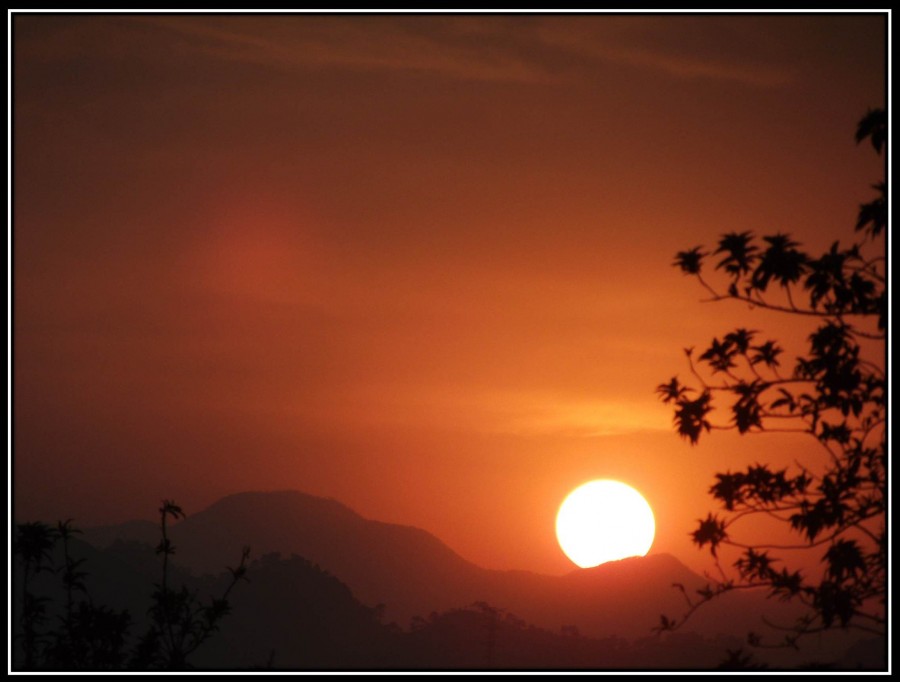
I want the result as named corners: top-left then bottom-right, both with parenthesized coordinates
top-left (84, 491), bottom-right (491, 631)
top-left (190, 551), bottom-right (403, 669)
top-left (80, 489), bottom-right (880, 668)
top-left (79, 518), bottom-right (159, 550)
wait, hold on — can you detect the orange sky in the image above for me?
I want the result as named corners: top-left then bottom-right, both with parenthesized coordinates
top-left (12, 12), bottom-right (887, 577)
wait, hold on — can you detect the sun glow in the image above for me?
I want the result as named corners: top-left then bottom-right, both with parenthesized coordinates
top-left (556, 480), bottom-right (656, 569)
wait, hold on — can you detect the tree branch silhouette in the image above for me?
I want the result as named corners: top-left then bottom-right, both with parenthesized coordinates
top-left (656, 108), bottom-right (887, 654)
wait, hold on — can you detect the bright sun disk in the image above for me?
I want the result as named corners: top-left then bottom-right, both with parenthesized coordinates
top-left (556, 479), bottom-right (656, 568)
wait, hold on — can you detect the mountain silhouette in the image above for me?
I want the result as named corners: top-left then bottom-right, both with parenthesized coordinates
top-left (19, 491), bottom-right (884, 670)
top-left (80, 490), bottom-right (875, 667)
top-left (9, 538), bottom-right (754, 670)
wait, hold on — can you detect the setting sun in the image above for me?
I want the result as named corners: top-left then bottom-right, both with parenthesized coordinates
top-left (12, 11), bottom-right (886, 671)
top-left (556, 480), bottom-right (656, 569)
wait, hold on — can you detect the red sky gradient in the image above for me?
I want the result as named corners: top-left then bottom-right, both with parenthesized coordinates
top-left (12, 13), bottom-right (887, 577)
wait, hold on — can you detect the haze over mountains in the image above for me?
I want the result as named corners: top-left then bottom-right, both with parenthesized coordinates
top-left (70, 489), bottom-right (883, 669)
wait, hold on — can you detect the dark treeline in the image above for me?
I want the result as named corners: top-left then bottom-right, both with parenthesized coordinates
top-left (11, 519), bottom-right (883, 671)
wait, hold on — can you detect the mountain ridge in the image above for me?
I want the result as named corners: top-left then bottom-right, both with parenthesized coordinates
top-left (79, 489), bottom-right (804, 643)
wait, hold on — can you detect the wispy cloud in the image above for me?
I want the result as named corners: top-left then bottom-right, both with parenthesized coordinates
top-left (118, 14), bottom-right (796, 88)
top-left (133, 15), bottom-right (557, 84)
top-left (291, 384), bottom-right (671, 439)
top-left (533, 16), bottom-right (798, 88)
top-left (591, 43), bottom-right (794, 88)
top-left (14, 14), bottom-right (798, 89)
top-left (477, 389), bottom-right (671, 438)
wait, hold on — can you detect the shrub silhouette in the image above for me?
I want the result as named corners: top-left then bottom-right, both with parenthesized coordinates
top-left (12, 500), bottom-right (249, 671)
top-left (656, 109), bottom-right (886, 652)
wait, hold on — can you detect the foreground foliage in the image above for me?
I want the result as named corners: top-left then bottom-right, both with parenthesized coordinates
top-left (12, 501), bottom-right (249, 670)
top-left (657, 109), bottom-right (886, 650)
